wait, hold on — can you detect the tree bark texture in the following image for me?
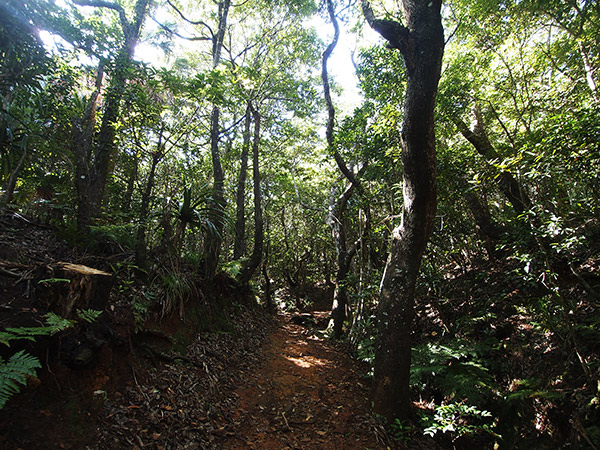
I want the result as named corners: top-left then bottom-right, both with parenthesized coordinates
top-left (362, 0), bottom-right (444, 422)
top-left (328, 183), bottom-right (353, 338)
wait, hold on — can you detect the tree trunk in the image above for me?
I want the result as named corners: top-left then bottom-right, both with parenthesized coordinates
top-left (135, 129), bottom-right (164, 269)
top-left (463, 188), bottom-right (503, 262)
top-left (239, 106), bottom-right (264, 284)
top-left (73, 0), bottom-right (150, 232)
top-left (1, 145), bottom-right (27, 205)
top-left (453, 110), bottom-right (531, 214)
top-left (122, 151), bottom-right (139, 211)
top-left (73, 66), bottom-right (102, 232)
top-left (204, 0), bottom-right (231, 280)
top-left (323, 0), bottom-right (365, 338)
top-left (362, 0), bottom-right (444, 422)
top-left (233, 103), bottom-right (252, 260)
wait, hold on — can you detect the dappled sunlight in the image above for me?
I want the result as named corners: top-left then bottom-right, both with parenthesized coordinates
top-left (284, 355), bottom-right (331, 369)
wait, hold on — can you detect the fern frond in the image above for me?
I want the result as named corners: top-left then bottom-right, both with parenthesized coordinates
top-left (0, 350), bottom-right (41, 409)
top-left (76, 309), bottom-right (102, 324)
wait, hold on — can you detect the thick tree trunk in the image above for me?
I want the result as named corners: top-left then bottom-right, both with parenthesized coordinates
top-left (362, 0), bottom-right (444, 422)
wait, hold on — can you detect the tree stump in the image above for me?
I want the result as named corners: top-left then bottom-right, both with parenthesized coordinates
top-left (43, 263), bottom-right (114, 318)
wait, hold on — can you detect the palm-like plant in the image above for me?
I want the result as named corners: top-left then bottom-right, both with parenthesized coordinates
top-left (172, 184), bottom-right (223, 261)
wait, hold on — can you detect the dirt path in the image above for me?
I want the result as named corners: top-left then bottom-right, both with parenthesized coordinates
top-left (220, 313), bottom-right (390, 450)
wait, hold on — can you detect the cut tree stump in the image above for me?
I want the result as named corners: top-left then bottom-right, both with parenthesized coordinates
top-left (41, 262), bottom-right (114, 318)
top-left (1, 259), bottom-right (113, 320)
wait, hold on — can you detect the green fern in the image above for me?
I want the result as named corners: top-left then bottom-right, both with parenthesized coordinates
top-left (0, 311), bottom-right (101, 409)
top-left (76, 309), bottom-right (102, 324)
top-left (0, 350), bottom-right (41, 409)
top-left (0, 313), bottom-right (75, 346)
top-left (411, 339), bottom-right (498, 404)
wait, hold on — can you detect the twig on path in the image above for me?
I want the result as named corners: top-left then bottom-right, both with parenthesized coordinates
top-left (281, 411), bottom-right (291, 431)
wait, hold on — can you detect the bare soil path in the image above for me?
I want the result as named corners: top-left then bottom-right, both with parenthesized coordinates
top-left (220, 312), bottom-right (390, 450)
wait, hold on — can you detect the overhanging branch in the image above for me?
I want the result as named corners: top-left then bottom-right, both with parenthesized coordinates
top-left (72, 0), bottom-right (128, 30)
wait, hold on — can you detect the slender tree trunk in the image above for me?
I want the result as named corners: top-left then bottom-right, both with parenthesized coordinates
top-left (122, 151), bottom-right (139, 211)
top-left (1, 145), bottom-right (27, 205)
top-left (135, 130), bottom-right (164, 268)
top-left (234, 103), bottom-right (252, 260)
top-left (453, 109), bottom-right (531, 214)
top-left (463, 188), bottom-right (504, 262)
top-left (204, 0), bottom-right (231, 280)
top-left (323, 0), bottom-right (365, 338)
top-left (328, 182), bottom-right (362, 338)
top-left (239, 106), bottom-right (264, 284)
top-left (362, 0), bottom-right (444, 422)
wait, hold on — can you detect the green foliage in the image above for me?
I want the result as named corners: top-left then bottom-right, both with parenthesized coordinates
top-left (0, 312), bottom-right (74, 346)
top-left (353, 315), bottom-right (376, 370)
top-left (421, 402), bottom-right (498, 442)
top-left (156, 270), bottom-right (194, 319)
top-left (38, 278), bottom-right (71, 285)
top-left (0, 310), bottom-right (96, 409)
top-left (132, 290), bottom-right (155, 332)
top-left (89, 223), bottom-right (137, 251)
top-left (221, 260), bottom-right (243, 278)
top-left (503, 377), bottom-right (563, 403)
top-left (0, 350), bottom-right (41, 409)
top-left (390, 418), bottom-right (412, 445)
top-left (76, 309), bottom-right (102, 324)
top-left (411, 339), bottom-right (498, 405)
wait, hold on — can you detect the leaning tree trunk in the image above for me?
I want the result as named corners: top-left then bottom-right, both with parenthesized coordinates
top-left (453, 111), bottom-right (531, 214)
top-left (362, 0), bottom-right (444, 422)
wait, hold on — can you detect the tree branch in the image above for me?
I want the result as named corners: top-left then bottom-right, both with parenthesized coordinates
top-left (165, 0), bottom-right (214, 38)
top-left (72, 0), bottom-right (128, 30)
top-left (150, 15), bottom-right (212, 41)
top-left (360, 0), bottom-right (411, 54)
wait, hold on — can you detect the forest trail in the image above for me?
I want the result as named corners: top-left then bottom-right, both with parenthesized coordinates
top-left (221, 313), bottom-right (388, 449)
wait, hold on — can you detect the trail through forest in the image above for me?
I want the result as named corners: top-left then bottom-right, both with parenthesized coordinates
top-left (222, 312), bottom-right (388, 449)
